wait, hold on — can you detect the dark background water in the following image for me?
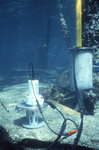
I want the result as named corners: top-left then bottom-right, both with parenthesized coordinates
top-left (0, 0), bottom-right (75, 73)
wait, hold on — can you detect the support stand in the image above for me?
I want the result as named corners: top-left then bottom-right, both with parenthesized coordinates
top-left (17, 102), bottom-right (46, 129)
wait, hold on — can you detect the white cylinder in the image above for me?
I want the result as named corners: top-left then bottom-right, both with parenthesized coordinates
top-left (28, 80), bottom-right (39, 96)
top-left (69, 47), bottom-right (93, 90)
top-left (75, 48), bottom-right (93, 89)
top-left (26, 80), bottom-right (44, 106)
top-left (26, 80), bottom-right (39, 105)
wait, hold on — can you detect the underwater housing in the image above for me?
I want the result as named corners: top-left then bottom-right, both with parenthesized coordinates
top-left (69, 47), bottom-right (94, 90)
top-left (17, 79), bottom-right (45, 129)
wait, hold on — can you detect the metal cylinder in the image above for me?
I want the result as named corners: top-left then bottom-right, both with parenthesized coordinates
top-left (69, 47), bottom-right (94, 90)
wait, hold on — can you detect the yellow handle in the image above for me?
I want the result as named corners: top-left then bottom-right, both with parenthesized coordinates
top-left (76, 0), bottom-right (82, 47)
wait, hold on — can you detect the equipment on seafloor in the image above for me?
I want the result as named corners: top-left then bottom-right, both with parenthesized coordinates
top-left (16, 79), bottom-right (45, 129)
top-left (16, 63), bottom-right (78, 150)
top-left (69, 47), bottom-right (94, 90)
top-left (15, 0), bottom-right (97, 149)
top-left (69, 0), bottom-right (95, 90)
top-left (69, 1), bottom-right (96, 149)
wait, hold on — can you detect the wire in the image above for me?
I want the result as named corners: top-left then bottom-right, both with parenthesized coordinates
top-left (28, 63), bottom-right (34, 80)
top-left (28, 63), bottom-right (78, 149)
top-left (71, 49), bottom-right (84, 150)
top-left (0, 126), bottom-right (23, 150)
top-left (0, 99), bottom-right (9, 113)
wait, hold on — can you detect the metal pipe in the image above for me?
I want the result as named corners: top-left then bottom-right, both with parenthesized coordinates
top-left (76, 0), bottom-right (82, 47)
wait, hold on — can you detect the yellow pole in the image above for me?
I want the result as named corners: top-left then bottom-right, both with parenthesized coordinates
top-left (76, 0), bottom-right (82, 47)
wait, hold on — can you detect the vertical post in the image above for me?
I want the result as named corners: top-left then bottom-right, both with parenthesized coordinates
top-left (76, 0), bottom-right (82, 47)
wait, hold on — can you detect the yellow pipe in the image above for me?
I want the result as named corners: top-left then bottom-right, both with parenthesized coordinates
top-left (76, 0), bottom-right (82, 47)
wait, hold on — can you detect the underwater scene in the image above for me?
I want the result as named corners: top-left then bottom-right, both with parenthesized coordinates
top-left (0, 0), bottom-right (99, 150)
